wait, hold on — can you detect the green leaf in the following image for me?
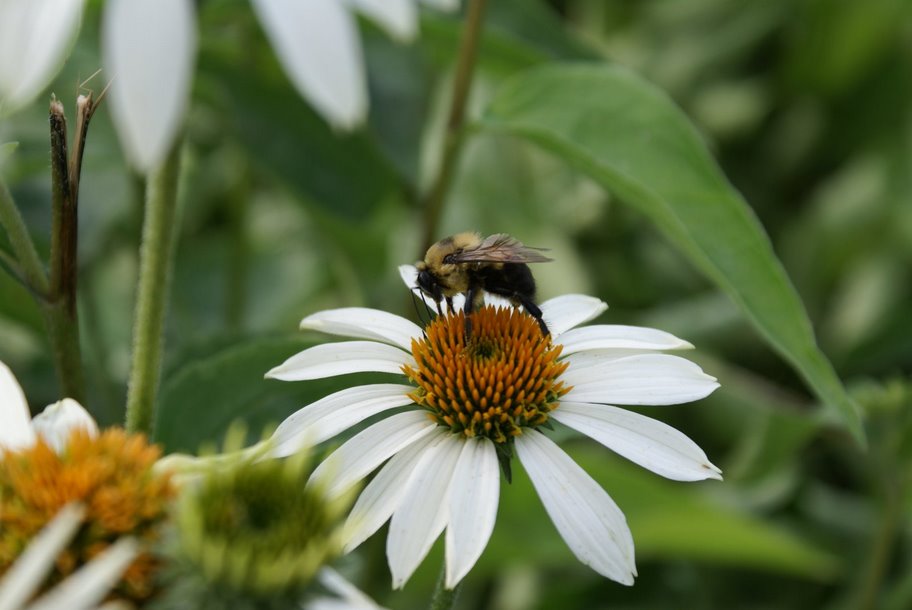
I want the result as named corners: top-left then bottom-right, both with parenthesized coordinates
top-left (0, 141), bottom-right (18, 167)
top-left (485, 443), bottom-right (840, 581)
top-left (481, 63), bottom-right (863, 443)
top-left (198, 55), bottom-right (397, 220)
top-left (154, 336), bottom-right (395, 453)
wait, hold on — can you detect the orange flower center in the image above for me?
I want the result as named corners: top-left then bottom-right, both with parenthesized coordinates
top-left (0, 428), bottom-right (174, 603)
top-left (402, 306), bottom-right (571, 444)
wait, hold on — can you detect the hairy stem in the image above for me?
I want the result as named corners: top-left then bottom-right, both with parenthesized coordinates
top-left (0, 179), bottom-right (49, 298)
top-left (125, 144), bottom-right (183, 435)
top-left (420, 0), bottom-right (490, 252)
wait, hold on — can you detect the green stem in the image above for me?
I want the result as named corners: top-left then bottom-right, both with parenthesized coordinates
top-left (856, 477), bottom-right (902, 610)
top-left (0, 178), bottom-right (49, 298)
top-left (125, 144), bottom-right (183, 435)
top-left (429, 564), bottom-right (462, 610)
top-left (420, 0), bottom-right (490, 253)
top-left (225, 162), bottom-right (250, 331)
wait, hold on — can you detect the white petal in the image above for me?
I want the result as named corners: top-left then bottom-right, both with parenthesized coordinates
top-left (251, 0), bottom-right (366, 130)
top-left (540, 295), bottom-right (607, 338)
top-left (444, 438), bottom-right (499, 588)
top-left (27, 538), bottom-right (138, 610)
top-left (0, 504), bottom-right (84, 610)
top-left (0, 360), bottom-right (35, 452)
top-left (313, 567), bottom-right (385, 610)
top-left (398, 264), bottom-right (419, 290)
top-left (301, 308), bottom-right (421, 351)
top-left (552, 402), bottom-right (722, 481)
top-left (419, 0), bottom-right (461, 11)
top-left (515, 431), bottom-right (636, 585)
top-left (558, 325), bottom-right (694, 356)
top-left (309, 411), bottom-right (437, 498)
top-left (562, 354), bottom-right (719, 406)
top-left (102, 0), bottom-right (196, 173)
top-left (346, 0), bottom-right (417, 42)
top-left (266, 341), bottom-right (414, 381)
top-left (388, 435), bottom-right (462, 588)
top-left (0, 0), bottom-right (85, 112)
top-left (31, 398), bottom-right (98, 454)
top-left (343, 431), bottom-right (442, 553)
top-left (272, 384), bottom-right (415, 457)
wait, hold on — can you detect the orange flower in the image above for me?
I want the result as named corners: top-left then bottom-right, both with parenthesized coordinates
top-left (0, 428), bottom-right (175, 603)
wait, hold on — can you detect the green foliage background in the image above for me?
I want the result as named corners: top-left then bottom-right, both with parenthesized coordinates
top-left (2, 0), bottom-right (912, 608)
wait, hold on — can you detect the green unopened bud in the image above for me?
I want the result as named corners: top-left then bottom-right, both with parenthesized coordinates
top-left (157, 442), bottom-right (352, 609)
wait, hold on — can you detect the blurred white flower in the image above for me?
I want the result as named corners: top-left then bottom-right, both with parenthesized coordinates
top-left (266, 269), bottom-right (721, 589)
top-left (100, 0), bottom-right (459, 170)
top-left (102, 0), bottom-right (197, 174)
top-left (0, 0), bottom-right (86, 115)
top-left (249, 0), bottom-right (459, 130)
top-left (306, 567), bottom-right (388, 610)
top-left (0, 504), bottom-right (137, 610)
top-left (0, 360), bottom-right (98, 454)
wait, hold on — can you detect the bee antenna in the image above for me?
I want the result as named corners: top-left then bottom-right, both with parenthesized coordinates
top-left (410, 289), bottom-right (429, 336)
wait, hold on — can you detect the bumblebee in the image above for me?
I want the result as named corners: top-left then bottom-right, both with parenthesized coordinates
top-left (414, 232), bottom-right (552, 336)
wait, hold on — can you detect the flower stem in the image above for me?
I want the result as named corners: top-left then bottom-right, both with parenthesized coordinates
top-left (429, 565), bottom-right (461, 610)
top-left (420, 0), bottom-right (490, 252)
top-left (855, 476), bottom-right (903, 610)
top-left (125, 144), bottom-right (182, 435)
top-left (0, 178), bottom-right (49, 298)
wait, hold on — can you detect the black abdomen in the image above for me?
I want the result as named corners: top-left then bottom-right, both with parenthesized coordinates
top-left (477, 263), bottom-right (536, 302)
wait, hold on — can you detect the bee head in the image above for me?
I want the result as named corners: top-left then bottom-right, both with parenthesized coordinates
top-left (415, 264), bottom-right (443, 302)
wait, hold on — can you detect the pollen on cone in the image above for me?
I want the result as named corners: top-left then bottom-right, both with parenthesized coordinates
top-left (402, 307), bottom-right (569, 444)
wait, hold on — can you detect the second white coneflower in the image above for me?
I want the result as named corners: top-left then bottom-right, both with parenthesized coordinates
top-left (266, 268), bottom-right (721, 589)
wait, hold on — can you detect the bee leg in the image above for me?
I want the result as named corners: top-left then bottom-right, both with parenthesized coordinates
top-left (445, 296), bottom-right (454, 313)
top-left (435, 299), bottom-right (444, 317)
top-left (463, 287), bottom-right (477, 341)
top-left (518, 296), bottom-right (550, 337)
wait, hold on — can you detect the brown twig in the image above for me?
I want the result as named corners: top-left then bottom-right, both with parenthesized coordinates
top-left (45, 91), bottom-right (101, 402)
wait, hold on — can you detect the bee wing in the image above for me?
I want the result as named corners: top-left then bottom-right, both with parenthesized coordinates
top-left (449, 233), bottom-right (553, 264)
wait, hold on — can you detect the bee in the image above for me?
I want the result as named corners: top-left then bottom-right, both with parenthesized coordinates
top-left (414, 232), bottom-right (553, 336)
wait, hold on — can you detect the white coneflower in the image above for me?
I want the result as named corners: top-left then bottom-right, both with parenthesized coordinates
top-left (0, 360), bottom-right (175, 605)
top-left (266, 267), bottom-right (721, 589)
top-left (0, 360), bottom-right (97, 453)
top-left (0, 0), bottom-right (86, 115)
top-left (0, 504), bottom-right (137, 610)
top-left (102, 0), bottom-right (460, 172)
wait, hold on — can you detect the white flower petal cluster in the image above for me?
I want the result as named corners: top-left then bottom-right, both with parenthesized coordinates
top-left (0, 0), bottom-right (85, 115)
top-left (0, 360), bottom-right (98, 454)
top-left (102, 0), bottom-right (197, 174)
top-left (266, 267), bottom-right (722, 589)
top-left (101, 0), bottom-right (458, 173)
top-left (0, 0), bottom-right (457, 170)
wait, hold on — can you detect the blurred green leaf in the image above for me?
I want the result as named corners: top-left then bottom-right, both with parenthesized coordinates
top-left (487, 442), bottom-right (841, 581)
top-left (155, 336), bottom-right (406, 454)
top-left (481, 63), bottom-right (863, 443)
top-left (484, 0), bottom-right (598, 61)
top-left (0, 141), bottom-right (18, 166)
top-left (199, 55), bottom-right (397, 220)
top-left (421, 0), bottom-right (596, 76)
top-left (784, 0), bottom-right (909, 96)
